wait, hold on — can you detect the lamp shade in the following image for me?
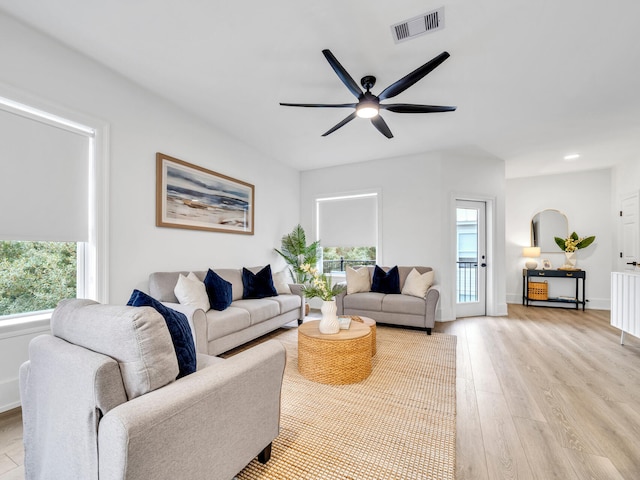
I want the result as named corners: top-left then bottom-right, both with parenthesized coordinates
top-left (522, 247), bottom-right (541, 258)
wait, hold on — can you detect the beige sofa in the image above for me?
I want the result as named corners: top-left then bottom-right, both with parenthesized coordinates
top-left (20, 299), bottom-right (286, 480)
top-left (335, 266), bottom-right (439, 334)
top-left (149, 267), bottom-right (304, 356)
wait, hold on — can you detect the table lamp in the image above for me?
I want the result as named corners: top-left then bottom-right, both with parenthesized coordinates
top-left (523, 247), bottom-right (541, 270)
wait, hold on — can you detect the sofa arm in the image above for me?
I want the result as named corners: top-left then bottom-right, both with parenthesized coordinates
top-left (98, 339), bottom-right (286, 480)
top-left (288, 283), bottom-right (306, 320)
top-left (335, 282), bottom-right (347, 315)
top-left (161, 302), bottom-right (208, 354)
top-left (425, 286), bottom-right (440, 330)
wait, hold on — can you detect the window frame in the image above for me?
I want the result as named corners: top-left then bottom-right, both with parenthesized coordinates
top-left (0, 89), bottom-right (109, 327)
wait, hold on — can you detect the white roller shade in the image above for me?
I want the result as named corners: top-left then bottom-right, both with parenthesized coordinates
top-left (317, 194), bottom-right (378, 248)
top-left (0, 107), bottom-right (90, 242)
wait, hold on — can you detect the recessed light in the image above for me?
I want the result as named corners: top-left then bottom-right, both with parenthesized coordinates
top-left (563, 153), bottom-right (580, 161)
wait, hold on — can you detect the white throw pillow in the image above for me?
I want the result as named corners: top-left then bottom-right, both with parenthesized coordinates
top-left (346, 266), bottom-right (371, 294)
top-left (273, 270), bottom-right (292, 294)
top-left (401, 268), bottom-right (434, 298)
top-left (174, 272), bottom-right (209, 310)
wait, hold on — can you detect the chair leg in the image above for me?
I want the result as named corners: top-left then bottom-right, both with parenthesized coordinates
top-left (258, 442), bottom-right (272, 464)
top-left (426, 327), bottom-right (432, 335)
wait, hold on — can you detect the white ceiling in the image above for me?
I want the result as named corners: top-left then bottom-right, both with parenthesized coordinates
top-left (2, 0), bottom-right (639, 177)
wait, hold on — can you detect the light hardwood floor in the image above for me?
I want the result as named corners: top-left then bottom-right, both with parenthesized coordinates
top-left (1, 305), bottom-right (639, 479)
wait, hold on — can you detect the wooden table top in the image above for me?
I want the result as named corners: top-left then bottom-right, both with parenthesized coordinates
top-left (298, 320), bottom-right (370, 341)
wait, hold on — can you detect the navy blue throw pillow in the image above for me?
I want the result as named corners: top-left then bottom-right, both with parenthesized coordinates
top-left (371, 265), bottom-right (401, 294)
top-left (204, 269), bottom-right (233, 311)
top-left (242, 265), bottom-right (277, 299)
top-left (127, 290), bottom-right (197, 379)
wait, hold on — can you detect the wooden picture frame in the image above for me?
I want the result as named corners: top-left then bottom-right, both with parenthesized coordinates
top-left (156, 153), bottom-right (254, 235)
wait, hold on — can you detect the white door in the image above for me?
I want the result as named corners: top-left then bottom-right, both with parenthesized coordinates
top-left (455, 200), bottom-right (487, 317)
top-left (620, 192), bottom-right (639, 271)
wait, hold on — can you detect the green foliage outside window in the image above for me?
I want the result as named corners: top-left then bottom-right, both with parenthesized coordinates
top-left (0, 241), bottom-right (77, 317)
top-left (322, 246), bottom-right (376, 272)
top-left (322, 246), bottom-right (376, 262)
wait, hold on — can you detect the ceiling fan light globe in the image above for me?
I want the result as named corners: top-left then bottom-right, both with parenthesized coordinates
top-left (356, 106), bottom-right (379, 118)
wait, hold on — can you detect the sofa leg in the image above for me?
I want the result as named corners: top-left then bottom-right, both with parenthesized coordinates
top-left (297, 319), bottom-right (303, 326)
top-left (258, 442), bottom-right (272, 464)
top-left (426, 328), bottom-right (432, 335)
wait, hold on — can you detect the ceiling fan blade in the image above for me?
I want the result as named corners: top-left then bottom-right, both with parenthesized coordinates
top-left (322, 112), bottom-right (357, 136)
top-left (371, 115), bottom-right (393, 139)
top-left (378, 51), bottom-right (451, 101)
top-left (322, 49), bottom-right (363, 99)
top-left (381, 103), bottom-right (457, 113)
top-left (280, 102), bottom-right (356, 108)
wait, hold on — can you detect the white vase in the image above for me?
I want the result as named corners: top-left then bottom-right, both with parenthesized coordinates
top-left (564, 251), bottom-right (577, 268)
top-left (319, 299), bottom-right (340, 334)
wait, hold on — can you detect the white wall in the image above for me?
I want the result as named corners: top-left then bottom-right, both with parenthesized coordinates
top-left (0, 12), bottom-right (300, 411)
top-left (300, 148), bottom-right (507, 321)
top-left (505, 169), bottom-right (613, 309)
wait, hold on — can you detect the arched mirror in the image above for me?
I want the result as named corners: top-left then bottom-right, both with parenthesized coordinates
top-left (531, 209), bottom-right (568, 253)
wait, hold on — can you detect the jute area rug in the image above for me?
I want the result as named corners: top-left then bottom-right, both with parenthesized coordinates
top-left (236, 325), bottom-right (457, 480)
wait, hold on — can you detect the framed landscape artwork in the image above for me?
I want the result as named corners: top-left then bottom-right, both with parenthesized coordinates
top-left (156, 153), bottom-right (254, 235)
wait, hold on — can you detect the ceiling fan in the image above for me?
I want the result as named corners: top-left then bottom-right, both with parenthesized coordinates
top-left (280, 49), bottom-right (456, 138)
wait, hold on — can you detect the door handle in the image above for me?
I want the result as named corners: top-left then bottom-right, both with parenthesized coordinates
top-left (627, 261), bottom-right (638, 266)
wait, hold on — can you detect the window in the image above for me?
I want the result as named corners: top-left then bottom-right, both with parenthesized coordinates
top-left (316, 192), bottom-right (379, 273)
top-left (0, 94), bottom-right (106, 321)
top-left (456, 207), bottom-right (479, 302)
top-left (0, 241), bottom-right (78, 316)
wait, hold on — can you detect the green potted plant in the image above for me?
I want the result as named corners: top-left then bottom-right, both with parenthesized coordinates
top-left (274, 224), bottom-right (320, 284)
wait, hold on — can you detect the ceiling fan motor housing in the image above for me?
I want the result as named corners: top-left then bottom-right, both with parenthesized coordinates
top-left (360, 75), bottom-right (376, 91)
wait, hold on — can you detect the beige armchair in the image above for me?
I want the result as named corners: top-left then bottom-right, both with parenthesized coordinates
top-left (19, 299), bottom-right (285, 480)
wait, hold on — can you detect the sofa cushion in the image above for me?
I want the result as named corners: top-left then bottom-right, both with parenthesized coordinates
top-left (127, 290), bottom-right (197, 379)
top-left (242, 265), bottom-right (277, 299)
top-left (271, 294), bottom-right (302, 314)
top-left (208, 268), bottom-right (244, 301)
top-left (346, 266), bottom-right (371, 294)
top-left (401, 268), bottom-right (434, 298)
top-left (174, 272), bottom-right (209, 311)
top-left (371, 265), bottom-right (401, 294)
top-left (205, 307), bottom-right (251, 341)
top-left (342, 292), bottom-right (385, 312)
top-left (382, 294), bottom-right (427, 316)
top-left (273, 270), bottom-right (292, 294)
top-left (231, 298), bottom-right (280, 325)
top-left (204, 269), bottom-right (233, 311)
top-left (51, 298), bottom-right (179, 400)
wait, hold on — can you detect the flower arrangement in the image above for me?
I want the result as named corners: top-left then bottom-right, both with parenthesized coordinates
top-left (300, 264), bottom-right (346, 301)
top-left (554, 232), bottom-right (596, 252)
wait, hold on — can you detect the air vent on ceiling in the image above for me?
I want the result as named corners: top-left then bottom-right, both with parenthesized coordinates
top-left (391, 7), bottom-right (445, 44)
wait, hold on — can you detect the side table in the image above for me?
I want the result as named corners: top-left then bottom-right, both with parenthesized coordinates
top-left (298, 320), bottom-right (372, 385)
top-left (522, 268), bottom-right (586, 310)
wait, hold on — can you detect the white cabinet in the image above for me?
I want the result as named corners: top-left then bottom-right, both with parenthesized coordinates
top-left (611, 271), bottom-right (640, 344)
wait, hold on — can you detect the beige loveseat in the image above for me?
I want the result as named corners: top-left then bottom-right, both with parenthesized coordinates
top-left (20, 299), bottom-right (285, 480)
top-left (149, 267), bottom-right (304, 356)
top-left (335, 266), bottom-right (439, 334)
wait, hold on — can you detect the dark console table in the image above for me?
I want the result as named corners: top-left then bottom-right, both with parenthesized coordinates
top-left (522, 269), bottom-right (586, 311)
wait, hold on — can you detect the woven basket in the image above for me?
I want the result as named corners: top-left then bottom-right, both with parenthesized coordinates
top-left (528, 281), bottom-right (548, 300)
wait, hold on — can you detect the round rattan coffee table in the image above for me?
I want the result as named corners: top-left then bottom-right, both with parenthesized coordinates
top-left (298, 320), bottom-right (372, 385)
top-left (344, 316), bottom-right (377, 355)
